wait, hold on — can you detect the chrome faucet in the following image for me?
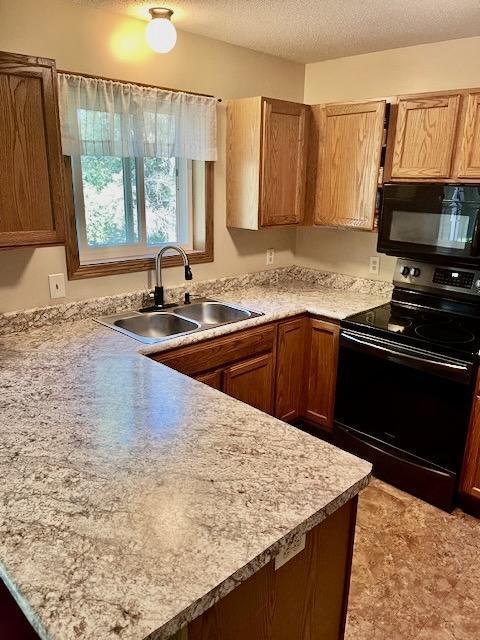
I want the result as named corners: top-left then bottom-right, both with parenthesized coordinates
top-left (154, 245), bottom-right (192, 308)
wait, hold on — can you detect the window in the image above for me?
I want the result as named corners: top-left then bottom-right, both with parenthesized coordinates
top-left (71, 154), bottom-right (195, 263)
top-left (57, 72), bottom-right (216, 279)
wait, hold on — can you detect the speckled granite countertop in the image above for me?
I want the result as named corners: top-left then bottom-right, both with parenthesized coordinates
top-left (0, 269), bottom-right (387, 640)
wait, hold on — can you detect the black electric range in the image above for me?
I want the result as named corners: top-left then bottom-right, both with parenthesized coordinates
top-left (334, 259), bottom-right (480, 511)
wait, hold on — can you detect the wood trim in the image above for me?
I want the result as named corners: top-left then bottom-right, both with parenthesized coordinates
top-left (58, 68), bottom-right (219, 101)
top-left (63, 158), bottom-right (214, 280)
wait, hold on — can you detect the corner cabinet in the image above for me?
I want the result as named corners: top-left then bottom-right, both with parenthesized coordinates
top-left (0, 51), bottom-right (65, 247)
top-left (226, 97), bottom-right (309, 229)
top-left (309, 100), bottom-right (385, 229)
top-left (224, 353), bottom-right (275, 414)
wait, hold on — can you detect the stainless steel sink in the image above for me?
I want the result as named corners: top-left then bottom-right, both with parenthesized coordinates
top-left (173, 301), bottom-right (251, 324)
top-left (114, 313), bottom-right (199, 342)
top-left (96, 298), bottom-right (263, 344)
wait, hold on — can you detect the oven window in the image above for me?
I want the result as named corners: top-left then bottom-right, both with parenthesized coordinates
top-left (389, 209), bottom-right (472, 249)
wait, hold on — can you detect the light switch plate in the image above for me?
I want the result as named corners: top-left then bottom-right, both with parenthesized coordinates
top-left (369, 256), bottom-right (380, 275)
top-left (48, 273), bottom-right (66, 299)
top-left (274, 534), bottom-right (306, 570)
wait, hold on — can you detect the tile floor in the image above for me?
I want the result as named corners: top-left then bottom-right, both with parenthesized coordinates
top-left (346, 478), bottom-right (480, 640)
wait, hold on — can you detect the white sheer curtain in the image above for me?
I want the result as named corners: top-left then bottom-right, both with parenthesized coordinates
top-left (57, 73), bottom-right (217, 161)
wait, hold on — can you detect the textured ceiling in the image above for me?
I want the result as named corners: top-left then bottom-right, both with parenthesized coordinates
top-left (76, 0), bottom-right (480, 63)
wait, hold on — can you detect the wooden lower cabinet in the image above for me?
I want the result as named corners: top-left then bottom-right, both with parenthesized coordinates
top-left (186, 497), bottom-right (357, 640)
top-left (461, 388), bottom-right (480, 512)
top-left (304, 319), bottom-right (340, 430)
top-left (152, 315), bottom-right (341, 427)
top-left (194, 370), bottom-right (223, 390)
top-left (224, 353), bottom-right (275, 413)
top-left (275, 317), bottom-right (307, 421)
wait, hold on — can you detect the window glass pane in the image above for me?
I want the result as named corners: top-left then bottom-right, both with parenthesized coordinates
top-left (80, 155), bottom-right (137, 248)
top-left (143, 157), bottom-right (177, 245)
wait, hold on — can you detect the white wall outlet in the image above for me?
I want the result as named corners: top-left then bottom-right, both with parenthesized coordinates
top-left (369, 256), bottom-right (380, 276)
top-left (48, 273), bottom-right (66, 299)
top-left (266, 248), bottom-right (275, 266)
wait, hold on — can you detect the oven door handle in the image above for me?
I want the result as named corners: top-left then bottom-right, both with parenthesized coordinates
top-left (341, 331), bottom-right (472, 383)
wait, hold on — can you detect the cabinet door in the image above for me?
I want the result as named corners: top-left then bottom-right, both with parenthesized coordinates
top-left (275, 317), bottom-right (306, 422)
top-left (304, 319), bottom-right (339, 430)
top-left (260, 99), bottom-right (309, 227)
top-left (194, 370), bottom-right (223, 390)
top-left (0, 51), bottom-right (65, 247)
top-left (387, 94), bottom-right (460, 180)
top-left (461, 391), bottom-right (480, 508)
top-left (454, 92), bottom-right (480, 179)
top-left (312, 101), bottom-right (385, 229)
top-left (223, 353), bottom-right (275, 414)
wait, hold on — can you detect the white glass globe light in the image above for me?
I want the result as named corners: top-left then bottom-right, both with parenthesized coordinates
top-left (146, 8), bottom-right (177, 53)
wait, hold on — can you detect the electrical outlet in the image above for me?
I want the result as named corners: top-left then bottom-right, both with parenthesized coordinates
top-left (369, 257), bottom-right (380, 276)
top-left (48, 273), bottom-right (66, 299)
top-left (266, 248), bottom-right (275, 266)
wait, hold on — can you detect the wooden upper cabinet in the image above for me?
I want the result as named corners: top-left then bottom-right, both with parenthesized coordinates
top-left (226, 96), bottom-right (309, 229)
top-left (0, 51), bottom-right (65, 247)
top-left (454, 91), bottom-right (480, 180)
top-left (311, 100), bottom-right (385, 229)
top-left (386, 93), bottom-right (461, 180)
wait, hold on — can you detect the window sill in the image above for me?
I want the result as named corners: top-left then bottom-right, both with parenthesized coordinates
top-left (67, 248), bottom-right (213, 280)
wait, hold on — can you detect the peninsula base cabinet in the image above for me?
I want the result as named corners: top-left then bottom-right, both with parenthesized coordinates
top-left (180, 497), bottom-right (358, 640)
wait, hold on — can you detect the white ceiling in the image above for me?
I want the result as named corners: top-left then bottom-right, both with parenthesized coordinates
top-left (77, 0), bottom-right (480, 63)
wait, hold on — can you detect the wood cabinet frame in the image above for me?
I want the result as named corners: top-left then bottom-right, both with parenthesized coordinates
top-left (310, 100), bottom-right (385, 230)
top-left (0, 51), bottom-right (65, 247)
top-left (227, 96), bottom-right (309, 229)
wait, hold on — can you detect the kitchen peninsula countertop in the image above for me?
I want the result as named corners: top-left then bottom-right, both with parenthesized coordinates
top-left (0, 271), bottom-right (388, 640)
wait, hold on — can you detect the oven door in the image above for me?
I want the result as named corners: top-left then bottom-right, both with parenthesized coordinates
top-left (378, 183), bottom-right (480, 265)
top-left (334, 330), bottom-right (475, 510)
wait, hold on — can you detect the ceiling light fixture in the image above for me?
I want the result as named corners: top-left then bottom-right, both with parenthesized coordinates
top-left (145, 7), bottom-right (177, 54)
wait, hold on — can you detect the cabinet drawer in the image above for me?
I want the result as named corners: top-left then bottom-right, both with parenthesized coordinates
top-left (152, 323), bottom-right (277, 376)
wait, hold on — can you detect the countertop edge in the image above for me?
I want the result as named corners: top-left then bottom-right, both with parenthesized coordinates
top-left (145, 472), bottom-right (372, 640)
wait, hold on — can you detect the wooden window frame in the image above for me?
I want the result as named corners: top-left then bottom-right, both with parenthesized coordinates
top-left (59, 69), bottom-right (215, 280)
top-left (63, 155), bottom-right (213, 280)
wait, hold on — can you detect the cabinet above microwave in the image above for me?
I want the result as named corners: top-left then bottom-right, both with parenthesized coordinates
top-left (385, 89), bottom-right (480, 183)
top-left (377, 183), bottom-right (480, 266)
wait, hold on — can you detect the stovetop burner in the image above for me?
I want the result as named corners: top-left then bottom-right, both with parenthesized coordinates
top-left (343, 301), bottom-right (480, 361)
top-left (414, 322), bottom-right (475, 345)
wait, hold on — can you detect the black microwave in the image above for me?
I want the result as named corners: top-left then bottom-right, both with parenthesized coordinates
top-left (377, 183), bottom-right (480, 266)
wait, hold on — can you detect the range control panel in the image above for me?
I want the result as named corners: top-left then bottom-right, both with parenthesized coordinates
top-left (394, 259), bottom-right (480, 297)
top-left (432, 268), bottom-right (475, 289)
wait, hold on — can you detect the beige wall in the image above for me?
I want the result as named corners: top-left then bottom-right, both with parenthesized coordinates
top-left (298, 36), bottom-right (480, 282)
top-left (0, 0), bottom-right (304, 312)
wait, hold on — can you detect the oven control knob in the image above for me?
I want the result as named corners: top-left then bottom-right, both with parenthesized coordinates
top-left (401, 266), bottom-right (410, 277)
top-left (410, 267), bottom-right (421, 277)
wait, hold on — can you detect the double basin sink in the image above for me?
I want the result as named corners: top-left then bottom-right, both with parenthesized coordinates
top-left (97, 299), bottom-right (263, 344)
